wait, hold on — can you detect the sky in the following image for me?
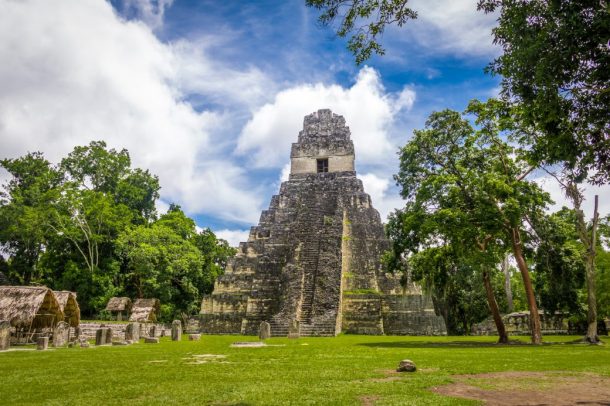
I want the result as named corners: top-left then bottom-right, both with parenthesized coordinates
top-left (0, 0), bottom-right (608, 246)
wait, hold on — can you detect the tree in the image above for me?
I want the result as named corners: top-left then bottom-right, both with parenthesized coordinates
top-left (596, 216), bottom-right (610, 321)
top-left (306, 0), bottom-right (417, 64)
top-left (116, 223), bottom-right (204, 318)
top-left (531, 208), bottom-right (586, 316)
top-left (478, 0), bottom-right (610, 184)
top-left (191, 228), bottom-right (236, 294)
top-left (0, 152), bottom-right (62, 284)
top-left (394, 101), bottom-right (552, 344)
top-left (385, 202), bottom-right (507, 337)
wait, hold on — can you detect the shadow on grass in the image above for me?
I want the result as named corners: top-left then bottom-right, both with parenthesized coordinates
top-left (357, 340), bottom-right (536, 349)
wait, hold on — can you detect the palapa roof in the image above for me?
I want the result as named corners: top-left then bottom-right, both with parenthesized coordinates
top-left (0, 286), bottom-right (63, 329)
top-left (53, 291), bottom-right (81, 327)
top-left (105, 296), bottom-right (132, 312)
top-left (129, 298), bottom-right (160, 322)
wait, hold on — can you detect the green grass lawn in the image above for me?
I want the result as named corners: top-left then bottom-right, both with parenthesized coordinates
top-left (0, 334), bottom-right (608, 405)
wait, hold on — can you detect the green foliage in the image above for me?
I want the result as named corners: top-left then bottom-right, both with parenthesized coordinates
top-left (191, 228), bottom-right (236, 294)
top-left (388, 100), bottom-right (553, 338)
top-left (478, 0), bottom-right (610, 183)
top-left (409, 246), bottom-right (494, 335)
top-left (343, 288), bottom-right (380, 295)
top-left (0, 153), bottom-right (62, 284)
top-left (596, 216), bottom-right (610, 317)
top-left (306, 0), bottom-right (417, 64)
top-left (531, 208), bottom-right (586, 314)
top-left (0, 142), bottom-right (231, 319)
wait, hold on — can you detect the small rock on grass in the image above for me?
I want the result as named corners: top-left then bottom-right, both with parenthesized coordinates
top-left (397, 359), bottom-right (416, 372)
top-left (145, 337), bottom-right (159, 344)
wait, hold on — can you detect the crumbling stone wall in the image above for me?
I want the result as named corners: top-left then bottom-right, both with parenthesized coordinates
top-left (200, 109), bottom-right (446, 336)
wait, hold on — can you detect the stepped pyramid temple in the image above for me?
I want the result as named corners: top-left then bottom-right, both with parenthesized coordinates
top-left (200, 109), bottom-right (446, 336)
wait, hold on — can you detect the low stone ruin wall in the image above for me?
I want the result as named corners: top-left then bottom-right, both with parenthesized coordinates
top-left (472, 311), bottom-right (569, 336)
top-left (72, 322), bottom-right (169, 340)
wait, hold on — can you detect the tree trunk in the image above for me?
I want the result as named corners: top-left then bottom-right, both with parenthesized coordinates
top-left (584, 195), bottom-right (600, 344)
top-left (502, 254), bottom-right (513, 313)
top-left (510, 227), bottom-right (542, 344)
top-left (482, 269), bottom-right (508, 344)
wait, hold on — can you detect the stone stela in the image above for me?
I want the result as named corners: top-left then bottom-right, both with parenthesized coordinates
top-left (200, 109), bottom-right (446, 337)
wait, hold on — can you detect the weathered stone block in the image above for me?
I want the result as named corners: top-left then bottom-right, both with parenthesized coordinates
top-left (80, 341), bottom-right (90, 348)
top-left (144, 337), bottom-right (159, 344)
top-left (95, 328), bottom-right (106, 346)
top-left (0, 320), bottom-right (10, 351)
top-left (105, 327), bottom-right (113, 344)
top-left (188, 334), bottom-right (201, 341)
top-left (288, 319), bottom-right (300, 339)
top-left (53, 321), bottom-right (70, 347)
top-left (171, 320), bottom-right (182, 341)
top-left (259, 321), bottom-right (271, 340)
top-left (397, 359), bottom-right (416, 372)
top-left (112, 341), bottom-right (128, 346)
top-left (125, 322), bottom-right (140, 341)
top-left (37, 336), bottom-right (49, 350)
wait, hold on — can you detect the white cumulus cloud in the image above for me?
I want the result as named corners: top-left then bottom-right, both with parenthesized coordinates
top-left (214, 229), bottom-right (250, 248)
top-left (358, 173), bottom-right (404, 222)
top-left (0, 0), bottom-right (265, 224)
top-left (236, 67), bottom-right (415, 169)
top-left (395, 0), bottom-right (500, 58)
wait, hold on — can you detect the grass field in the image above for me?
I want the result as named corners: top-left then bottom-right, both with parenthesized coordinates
top-left (0, 334), bottom-right (609, 405)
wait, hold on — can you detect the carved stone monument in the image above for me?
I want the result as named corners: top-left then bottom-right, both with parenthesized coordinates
top-left (171, 320), bottom-right (182, 341)
top-left (259, 321), bottom-right (271, 340)
top-left (95, 328), bottom-right (107, 346)
top-left (0, 320), bottom-right (10, 351)
top-left (105, 327), bottom-right (113, 344)
top-left (52, 321), bottom-right (70, 347)
top-left (37, 336), bottom-right (48, 350)
top-left (287, 319), bottom-right (300, 339)
top-left (125, 322), bottom-right (140, 341)
top-left (200, 109), bottom-right (446, 337)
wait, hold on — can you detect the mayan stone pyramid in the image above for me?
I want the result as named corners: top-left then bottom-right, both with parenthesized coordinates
top-left (200, 109), bottom-right (446, 336)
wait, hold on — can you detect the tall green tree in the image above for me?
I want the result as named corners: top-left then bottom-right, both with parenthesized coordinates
top-left (61, 140), bottom-right (159, 222)
top-left (0, 153), bottom-right (62, 284)
top-left (478, 0), bottom-right (610, 184)
top-left (531, 208), bottom-right (586, 316)
top-left (394, 101), bottom-right (551, 343)
top-left (192, 228), bottom-right (236, 294)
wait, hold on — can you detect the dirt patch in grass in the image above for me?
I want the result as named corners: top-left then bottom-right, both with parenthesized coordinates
top-left (431, 371), bottom-right (610, 405)
top-left (359, 395), bottom-right (380, 405)
top-left (183, 354), bottom-right (229, 365)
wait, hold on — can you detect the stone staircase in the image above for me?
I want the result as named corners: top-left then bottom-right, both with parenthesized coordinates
top-left (298, 240), bottom-right (319, 325)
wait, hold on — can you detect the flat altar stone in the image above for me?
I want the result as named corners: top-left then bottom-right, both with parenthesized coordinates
top-left (230, 342), bottom-right (266, 348)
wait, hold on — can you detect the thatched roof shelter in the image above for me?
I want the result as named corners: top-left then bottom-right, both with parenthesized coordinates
top-left (53, 291), bottom-right (80, 327)
top-left (0, 286), bottom-right (63, 329)
top-left (129, 298), bottom-right (160, 322)
top-left (105, 297), bottom-right (132, 313)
